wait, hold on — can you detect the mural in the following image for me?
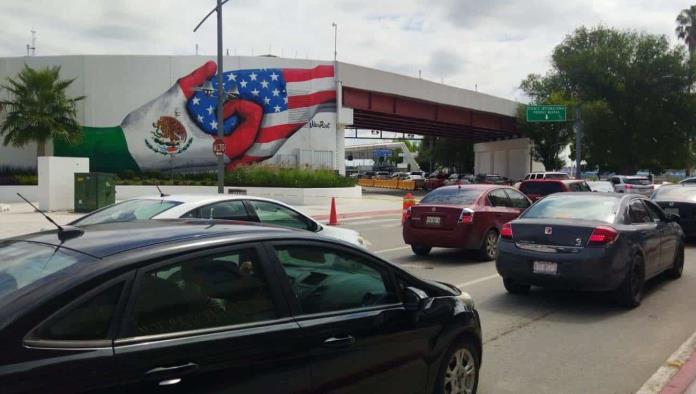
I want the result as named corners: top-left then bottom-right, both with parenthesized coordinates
top-left (55, 61), bottom-right (336, 172)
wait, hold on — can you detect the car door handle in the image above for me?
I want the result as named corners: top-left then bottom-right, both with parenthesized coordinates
top-left (322, 335), bottom-right (356, 348)
top-left (145, 362), bottom-right (199, 377)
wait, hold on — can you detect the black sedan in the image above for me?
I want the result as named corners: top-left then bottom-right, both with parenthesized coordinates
top-left (652, 184), bottom-right (696, 237)
top-left (496, 193), bottom-right (684, 307)
top-left (0, 220), bottom-right (481, 394)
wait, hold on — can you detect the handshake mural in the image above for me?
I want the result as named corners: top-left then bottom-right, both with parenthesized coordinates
top-left (120, 61), bottom-right (336, 171)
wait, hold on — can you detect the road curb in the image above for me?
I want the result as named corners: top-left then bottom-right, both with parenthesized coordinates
top-left (636, 330), bottom-right (696, 394)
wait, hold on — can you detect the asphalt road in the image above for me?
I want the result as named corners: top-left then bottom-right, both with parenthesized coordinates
top-left (341, 214), bottom-right (696, 394)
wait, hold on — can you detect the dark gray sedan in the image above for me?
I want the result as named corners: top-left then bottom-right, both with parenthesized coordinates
top-left (496, 193), bottom-right (684, 307)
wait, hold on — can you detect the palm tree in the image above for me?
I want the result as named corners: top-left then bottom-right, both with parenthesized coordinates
top-left (0, 65), bottom-right (84, 158)
top-left (677, 6), bottom-right (696, 54)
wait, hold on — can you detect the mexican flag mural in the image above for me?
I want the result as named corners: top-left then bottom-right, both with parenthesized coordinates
top-left (54, 61), bottom-right (336, 172)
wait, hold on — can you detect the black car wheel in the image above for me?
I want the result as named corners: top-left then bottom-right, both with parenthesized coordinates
top-left (615, 254), bottom-right (645, 308)
top-left (667, 241), bottom-right (685, 279)
top-left (435, 338), bottom-right (479, 394)
top-left (412, 245), bottom-right (432, 256)
top-left (478, 229), bottom-right (499, 261)
top-left (503, 277), bottom-right (530, 294)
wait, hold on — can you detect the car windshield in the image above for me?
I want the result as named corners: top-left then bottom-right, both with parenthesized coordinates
top-left (420, 188), bottom-right (481, 205)
top-left (653, 186), bottom-right (696, 202)
top-left (625, 178), bottom-right (651, 185)
top-left (0, 241), bottom-right (95, 305)
top-left (521, 195), bottom-right (620, 223)
top-left (520, 182), bottom-right (564, 196)
top-left (544, 173), bottom-right (569, 179)
top-left (74, 199), bottom-right (182, 225)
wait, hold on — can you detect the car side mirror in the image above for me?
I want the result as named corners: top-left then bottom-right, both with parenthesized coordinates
top-left (404, 286), bottom-right (431, 311)
top-left (666, 213), bottom-right (680, 222)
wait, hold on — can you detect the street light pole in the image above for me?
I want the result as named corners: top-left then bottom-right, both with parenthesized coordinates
top-left (574, 106), bottom-right (582, 179)
top-left (194, 0), bottom-right (229, 194)
top-left (332, 22), bottom-right (337, 61)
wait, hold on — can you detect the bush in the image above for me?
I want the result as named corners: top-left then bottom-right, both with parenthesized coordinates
top-left (0, 166), bottom-right (38, 185)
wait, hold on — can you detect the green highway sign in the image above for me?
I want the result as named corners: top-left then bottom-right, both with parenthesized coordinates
top-left (526, 105), bottom-right (567, 122)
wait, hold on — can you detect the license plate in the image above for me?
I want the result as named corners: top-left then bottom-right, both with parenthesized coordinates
top-left (425, 216), bottom-right (441, 225)
top-left (533, 261), bottom-right (558, 275)
top-left (665, 208), bottom-right (679, 216)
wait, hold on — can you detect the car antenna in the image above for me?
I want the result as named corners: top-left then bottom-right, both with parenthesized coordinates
top-left (155, 184), bottom-right (169, 198)
top-left (16, 193), bottom-right (84, 241)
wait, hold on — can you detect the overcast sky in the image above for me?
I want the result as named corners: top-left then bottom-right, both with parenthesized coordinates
top-left (0, 0), bottom-right (692, 101)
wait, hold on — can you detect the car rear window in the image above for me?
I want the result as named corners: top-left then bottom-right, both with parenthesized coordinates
top-left (521, 195), bottom-right (620, 223)
top-left (74, 199), bottom-right (182, 225)
top-left (420, 188), bottom-right (482, 205)
top-left (544, 173), bottom-right (569, 179)
top-left (0, 241), bottom-right (96, 305)
top-left (653, 186), bottom-right (696, 202)
top-left (625, 178), bottom-right (651, 185)
top-left (520, 182), bottom-right (564, 196)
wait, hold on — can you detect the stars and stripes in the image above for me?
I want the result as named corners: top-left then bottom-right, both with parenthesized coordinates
top-left (185, 65), bottom-right (336, 168)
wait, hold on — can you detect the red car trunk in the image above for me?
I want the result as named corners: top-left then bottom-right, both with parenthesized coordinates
top-left (409, 204), bottom-right (469, 230)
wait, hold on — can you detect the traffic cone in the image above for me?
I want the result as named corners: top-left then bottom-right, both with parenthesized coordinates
top-left (328, 197), bottom-right (339, 225)
top-left (402, 192), bottom-right (415, 224)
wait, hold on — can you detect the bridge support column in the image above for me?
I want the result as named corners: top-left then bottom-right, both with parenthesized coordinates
top-left (474, 138), bottom-right (539, 181)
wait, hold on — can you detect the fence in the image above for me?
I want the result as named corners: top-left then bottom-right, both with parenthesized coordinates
top-left (358, 178), bottom-right (416, 190)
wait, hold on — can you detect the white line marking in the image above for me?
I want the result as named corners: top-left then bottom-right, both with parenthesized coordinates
top-left (373, 246), bottom-right (411, 254)
top-left (636, 329), bottom-right (696, 394)
top-left (455, 274), bottom-right (500, 288)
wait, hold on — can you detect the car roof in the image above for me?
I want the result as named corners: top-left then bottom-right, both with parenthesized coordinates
top-left (521, 179), bottom-right (583, 183)
top-left (617, 175), bottom-right (649, 179)
top-left (9, 220), bottom-right (297, 258)
top-left (435, 184), bottom-right (507, 191)
top-left (126, 194), bottom-right (246, 204)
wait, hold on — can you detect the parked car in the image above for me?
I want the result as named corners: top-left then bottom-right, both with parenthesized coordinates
top-left (70, 194), bottom-right (366, 247)
top-left (518, 179), bottom-right (592, 202)
top-left (496, 193), bottom-right (684, 307)
top-left (610, 175), bottom-right (654, 195)
top-left (679, 177), bottom-right (696, 184)
top-left (0, 221), bottom-right (482, 394)
top-left (403, 185), bottom-right (531, 260)
top-left (443, 173), bottom-right (471, 186)
top-left (374, 171), bottom-right (391, 179)
top-left (424, 173), bottom-right (448, 191)
top-left (358, 171), bottom-right (376, 179)
top-left (651, 185), bottom-right (696, 237)
top-left (586, 180), bottom-right (615, 193)
top-left (523, 172), bottom-right (570, 180)
top-left (475, 174), bottom-right (507, 185)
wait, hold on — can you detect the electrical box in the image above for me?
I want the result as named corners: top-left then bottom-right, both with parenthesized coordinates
top-left (74, 173), bottom-right (116, 213)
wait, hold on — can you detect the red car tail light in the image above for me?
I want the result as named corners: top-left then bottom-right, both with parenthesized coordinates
top-left (587, 226), bottom-right (618, 246)
top-left (404, 207), bottom-right (412, 222)
top-left (458, 208), bottom-right (474, 224)
top-left (501, 222), bottom-right (513, 240)
top-left (625, 184), bottom-right (633, 189)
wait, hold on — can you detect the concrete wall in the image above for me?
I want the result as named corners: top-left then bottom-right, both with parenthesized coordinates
top-left (474, 138), bottom-right (539, 180)
top-left (0, 185), bottom-right (38, 203)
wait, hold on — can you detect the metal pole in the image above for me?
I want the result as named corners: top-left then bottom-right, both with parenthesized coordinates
top-left (575, 106), bottom-right (582, 179)
top-left (216, 0), bottom-right (225, 194)
top-left (332, 22), bottom-right (337, 61)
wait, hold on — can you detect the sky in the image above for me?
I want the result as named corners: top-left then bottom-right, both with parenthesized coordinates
top-left (0, 0), bottom-right (692, 101)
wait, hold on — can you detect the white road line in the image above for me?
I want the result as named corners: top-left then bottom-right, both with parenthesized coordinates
top-left (455, 274), bottom-right (500, 289)
top-left (373, 246), bottom-right (411, 254)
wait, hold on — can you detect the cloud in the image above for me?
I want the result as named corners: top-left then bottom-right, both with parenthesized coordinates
top-left (427, 49), bottom-right (464, 78)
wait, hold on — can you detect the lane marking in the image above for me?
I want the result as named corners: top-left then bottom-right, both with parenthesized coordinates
top-left (455, 274), bottom-right (500, 289)
top-left (636, 330), bottom-right (696, 394)
top-left (373, 246), bottom-right (411, 254)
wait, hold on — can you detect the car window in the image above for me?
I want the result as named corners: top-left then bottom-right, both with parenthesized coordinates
top-left (488, 189), bottom-right (511, 207)
top-left (504, 189), bottom-right (530, 209)
top-left (629, 200), bottom-right (652, 224)
top-left (32, 282), bottom-right (124, 341)
top-left (520, 181), bottom-right (564, 196)
top-left (420, 188), bottom-right (482, 205)
top-left (643, 200), bottom-right (665, 222)
top-left (247, 200), bottom-right (311, 230)
top-left (652, 186), bottom-right (696, 202)
top-left (568, 182), bottom-right (592, 192)
top-left (129, 248), bottom-right (277, 337)
top-left (524, 174), bottom-right (530, 180)
top-left (521, 194), bottom-right (620, 223)
top-left (610, 178), bottom-right (620, 185)
top-left (625, 178), bottom-right (651, 185)
top-left (274, 245), bottom-right (398, 314)
top-left (187, 200), bottom-right (249, 220)
top-left (75, 199), bottom-right (182, 225)
top-left (0, 241), bottom-right (96, 306)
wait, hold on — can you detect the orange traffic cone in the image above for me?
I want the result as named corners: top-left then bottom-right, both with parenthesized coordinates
top-left (328, 197), bottom-right (339, 225)
top-left (402, 192), bottom-right (416, 224)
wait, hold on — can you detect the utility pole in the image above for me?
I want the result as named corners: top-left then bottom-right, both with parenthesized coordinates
top-left (194, 0), bottom-right (229, 194)
top-left (332, 22), bottom-right (338, 61)
top-left (574, 106), bottom-right (582, 179)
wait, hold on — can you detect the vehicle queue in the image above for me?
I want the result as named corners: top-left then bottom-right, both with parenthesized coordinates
top-left (0, 170), bottom-right (691, 394)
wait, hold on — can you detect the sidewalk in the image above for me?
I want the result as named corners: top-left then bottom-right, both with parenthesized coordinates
top-left (0, 195), bottom-right (405, 239)
top-left (638, 331), bottom-right (696, 394)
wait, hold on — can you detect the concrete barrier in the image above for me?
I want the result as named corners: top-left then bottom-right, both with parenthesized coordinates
top-left (0, 185), bottom-right (39, 203)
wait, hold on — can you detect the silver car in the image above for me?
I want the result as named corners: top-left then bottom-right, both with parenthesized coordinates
top-left (610, 176), bottom-right (654, 196)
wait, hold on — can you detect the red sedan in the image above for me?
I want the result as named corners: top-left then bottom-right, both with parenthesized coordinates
top-left (403, 185), bottom-right (532, 260)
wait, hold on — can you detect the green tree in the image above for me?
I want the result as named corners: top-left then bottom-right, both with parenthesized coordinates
top-left (417, 136), bottom-right (473, 173)
top-left (388, 148), bottom-right (404, 166)
top-left (676, 5), bottom-right (696, 54)
top-left (517, 74), bottom-right (575, 171)
top-left (550, 26), bottom-right (696, 173)
top-left (0, 65), bottom-right (84, 158)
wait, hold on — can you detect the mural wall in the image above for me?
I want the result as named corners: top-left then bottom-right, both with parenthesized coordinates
top-left (0, 55), bottom-right (338, 172)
